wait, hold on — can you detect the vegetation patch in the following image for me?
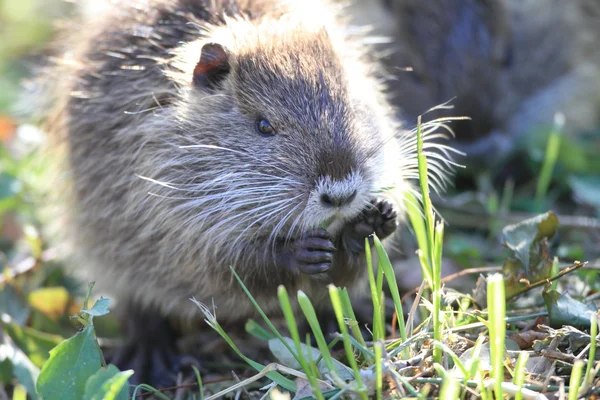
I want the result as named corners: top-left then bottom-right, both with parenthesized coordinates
top-left (0, 114), bottom-right (598, 399)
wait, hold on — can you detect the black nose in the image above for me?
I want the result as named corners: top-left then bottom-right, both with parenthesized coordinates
top-left (320, 190), bottom-right (357, 208)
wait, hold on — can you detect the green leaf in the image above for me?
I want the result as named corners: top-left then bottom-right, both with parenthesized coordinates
top-left (502, 211), bottom-right (558, 276)
top-left (446, 234), bottom-right (485, 268)
top-left (0, 172), bottom-right (18, 200)
top-left (29, 309), bottom-right (67, 336)
top-left (532, 325), bottom-right (594, 353)
top-left (36, 326), bottom-right (102, 400)
top-left (0, 195), bottom-right (19, 217)
top-left (0, 334), bottom-right (40, 399)
top-left (83, 364), bottom-right (134, 400)
top-left (0, 358), bottom-right (13, 384)
top-left (245, 319), bottom-right (277, 341)
top-left (3, 322), bottom-right (63, 368)
top-left (569, 175), bottom-right (600, 212)
top-left (82, 297), bottom-right (110, 318)
top-left (0, 284), bottom-right (30, 325)
top-left (268, 337), bottom-right (354, 381)
top-left (543, 290), bottom-right (598, 329)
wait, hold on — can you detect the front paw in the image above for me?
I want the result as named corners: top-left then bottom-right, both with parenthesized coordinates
top-left (372, 198), bottom-right (398, 239)
top-left (287, 229), bottom-right (335, 275)
top-left (341, 199), bottom-right (398, 254)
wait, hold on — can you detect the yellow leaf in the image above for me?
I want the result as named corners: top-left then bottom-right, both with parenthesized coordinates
top-left (27, 287), bottom-right (71, 319)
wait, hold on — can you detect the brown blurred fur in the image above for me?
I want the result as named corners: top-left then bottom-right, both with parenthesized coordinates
top-left (348, 0), bottom-right (600, 165)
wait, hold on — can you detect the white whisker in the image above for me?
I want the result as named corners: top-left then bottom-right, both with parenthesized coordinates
top-left (178, 144), bottom-right (303, 183)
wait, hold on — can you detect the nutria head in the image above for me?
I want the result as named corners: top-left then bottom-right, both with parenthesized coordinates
top-left (143, 17), bottom-right (408, 266)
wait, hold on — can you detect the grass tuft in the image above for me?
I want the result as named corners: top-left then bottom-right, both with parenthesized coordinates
top-left (5, 102), bottom-right (597, 400)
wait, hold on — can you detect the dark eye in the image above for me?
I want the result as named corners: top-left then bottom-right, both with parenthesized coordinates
top-left (256, 119), bottom-right (276, 136)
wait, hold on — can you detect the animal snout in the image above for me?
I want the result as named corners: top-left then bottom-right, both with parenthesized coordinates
top-left (314, 171), bottom-right (363, 212)
top-left (320, 190), bottom-right (357, 208)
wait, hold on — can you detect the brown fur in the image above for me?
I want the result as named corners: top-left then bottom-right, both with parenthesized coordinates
top-left (348, 0), bottom-right (600, 164)
top-left (38, 0), bottom-right (454, 325)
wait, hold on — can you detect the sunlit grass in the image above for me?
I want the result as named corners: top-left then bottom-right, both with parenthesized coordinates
top-left (487, 273), bottom-right (506, 400)
top-left (535, 113), bottom-right (564, 211)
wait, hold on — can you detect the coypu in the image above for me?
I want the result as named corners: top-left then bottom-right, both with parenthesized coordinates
top-left (34, 0), bottom-right (457, 387)
top-left (348, 0), bottom-right (600, 170)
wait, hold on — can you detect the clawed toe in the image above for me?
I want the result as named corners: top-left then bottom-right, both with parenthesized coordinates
top-left (289, 228), bottom-right (335, 275)
top-left (341, 198), bottom-right (398, 253)
top-left (377, 200), bottom-right (397, 221)
top-left (372, 199), bottom-right (398, 239)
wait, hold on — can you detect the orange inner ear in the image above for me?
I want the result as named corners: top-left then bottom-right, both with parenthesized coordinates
top-left (193, 43), bottom-right (230, 88)
top-left (193, 53), bottom-right (228, 76)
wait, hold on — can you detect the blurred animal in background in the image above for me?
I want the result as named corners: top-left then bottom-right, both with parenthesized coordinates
top-left (348, 0), bottom-right (600, 174)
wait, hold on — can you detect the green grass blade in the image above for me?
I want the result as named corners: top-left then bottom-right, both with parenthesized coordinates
top-left (229, 267), bottom-right (298, 363)
top-left (373, 236), bottom-right (408, 357)
top-left (512, 351), bottom-right (529, 400)
top-left (344, 335), bottom-right (375, 362)
top-left (550, 257), bottom-right (560, 291)
top-left (568, 360), bottom-right (585, 400)
top-left (191, 365), bottom-right (204, 400)
top-left (433, 341), bottom-right (468, 379)
top-left (404, 191), bottom-right (433, 288)
top-left (131, 384), bottom-right (171, 400)
top-left (296, 291), bottom-right (344, 387)
top-left (404, 191), bottom-right (429, 252)
top-left (467, 336), bottom-right (485, 380)
top-left (338, 289), bottom-right (369, 352)
top-left (278, 286), bottom-right (325, 400)
top-left (192, 299), bottom-right (296, 392)
top-left (328, 285), bottom-right (368, 400)
top-left (432, 221), bottom-right (444, 364)
top-left (414, 115), bottom-right (446, 367)
top-left (583, 312), bottom-right (598, 389)
top-left (499, 178), bottom-right (514, 213)
top-left (373, 341), bottom-right (383, 400)
top-left (435, 364), bottom-right (461, 400)
top-left (365, 238), bottom-right (384, 341)
top-left (433, 222), bottom-right (444, 279)
top-left (535, 113), bottom-right (564, 210)
top-left (487, 274), bottom-right (506, 400)
top-left (416, 117), bottom-right (435, 264)
top-left (416, 249), bottom-right (433, 291)
top-left (305, 334), bottom-right (321, 382)
top-left (245, 319), bottom-right (277, 341)
top-left (376, 270), bottom-right (385, 336)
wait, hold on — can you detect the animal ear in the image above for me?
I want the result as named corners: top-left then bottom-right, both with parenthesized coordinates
top-left (193, 43), bottom-right (231, 90)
